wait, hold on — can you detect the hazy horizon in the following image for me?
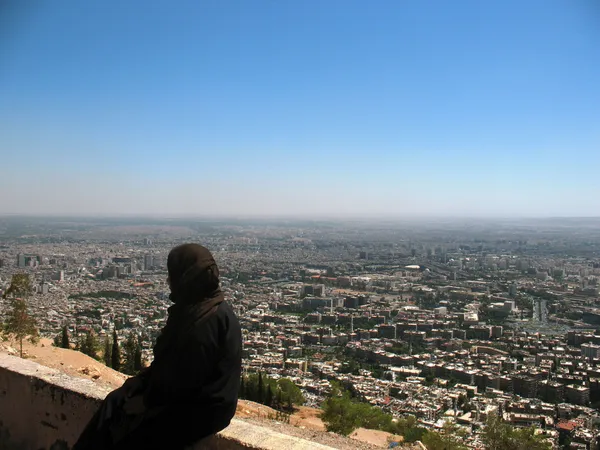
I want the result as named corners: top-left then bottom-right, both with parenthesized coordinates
top-left (1, 1), bottom-right (598, 217)
top-left (1, 212), bottom-right (600, 222)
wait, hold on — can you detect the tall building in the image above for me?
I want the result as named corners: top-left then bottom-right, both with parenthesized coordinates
top-left (581, 343), bottom-right (600, 360)
top-left (512, 375), bottom-right (538, 398)
top-left (313, 284), bottom-right (325, 297)
top-left (538, 380), bottom-right (564, 403)
top-left (299, 285), bottom-right (314, 298)
top-left (17, 253), bottom-right (26, 268)
top-left (378, 324), bottom-right (396, 339)
top-left (144, 254), bottom-right (154, 271)
top-left (565, 385), bottom-right (590, 406)
top-left (38, 283), bottom-right (50, 295)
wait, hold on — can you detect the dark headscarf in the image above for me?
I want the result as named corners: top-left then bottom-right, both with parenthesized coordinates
top-left (155, 244), bottom-right (224, 354)
top-left (168, 243), bottom-right (221, 304)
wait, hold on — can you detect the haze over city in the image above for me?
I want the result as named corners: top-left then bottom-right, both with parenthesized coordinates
top-left (1, 0), bottom-right (599, 217)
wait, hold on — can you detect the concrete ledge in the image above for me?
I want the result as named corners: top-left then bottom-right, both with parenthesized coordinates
top-left (212, 421), bottom-right (333, 450)
top-left (0, 354), bottom-right (335, 450)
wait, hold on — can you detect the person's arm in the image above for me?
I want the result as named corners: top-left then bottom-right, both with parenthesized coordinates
top-left (121, 361), bottom-right (156, 401)
top-left (142, 320), bottom-right (220, 408)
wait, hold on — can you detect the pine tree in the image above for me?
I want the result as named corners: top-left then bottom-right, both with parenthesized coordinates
top-left (2, 274), bottom-right (38, 358)
top-left (103, 336), bottom-right (112, 367)
top-left (258, 372), bottom-right (264, 404)
top-left (239, 376), bottom-right (246, 399)
top-left (4, 298), bottom-right (39, 358)
top-left (265, 384), bottom-right (273, 408)
top-left (61, 325), bottom-right (70, 349)
top-left (246, 375), bottom-right (255, 401)
top-left (275, 388), bottom-right (283, 411)
top-left (123, 333), bottom-right (138, 375)
top-left (80, 331), bottom-right (98, 359)
top-left (111, 329), bottom-right (121, 371)
top-left (2, 274), bottom-right (32, 300)
top-left (133, 339), bottom-right (143, 372)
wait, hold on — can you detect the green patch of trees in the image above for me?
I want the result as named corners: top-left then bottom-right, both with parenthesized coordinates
top-left (321, 385), bottom-right (551, 450)
top-left (482, 415), bottom-right (551, 450)
top-left (68, 291), bottom-right (133, 300)
top-left (420, 422), bottom-right (468, 450)
top-left (321, 382), bottom-right (427, 439)
top-left (239, 372), bottom-right (304, 413)
top-left (58, 326), bottom-right (70, 349)
top-left (121, 333), bottom-right (143, 375)
top-left (77, 330), bottom-right (100, 359)
top-left (52, 325), bottom-right (145, 376)
top-left (111, 329), bottom-right (121, 371)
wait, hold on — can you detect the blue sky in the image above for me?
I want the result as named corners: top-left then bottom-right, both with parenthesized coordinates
top-left (1, 0), bottom-right (598, 217)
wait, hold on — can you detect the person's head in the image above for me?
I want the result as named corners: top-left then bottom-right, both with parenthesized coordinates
top-left (167, 243), bottom-right (220, 300)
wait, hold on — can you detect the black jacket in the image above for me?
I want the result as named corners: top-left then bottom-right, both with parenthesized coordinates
top-left (126, 300), bottom-right (243, 449)
top-left (75, 300), bottom-right (242, 450)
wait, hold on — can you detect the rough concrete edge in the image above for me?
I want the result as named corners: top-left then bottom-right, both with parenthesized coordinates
top-left (0, 354), bottom-right (112, 399)
top-left (0, 354), bottom-right (338, 450)
top-left (222, 419), bottom-right (336, 450)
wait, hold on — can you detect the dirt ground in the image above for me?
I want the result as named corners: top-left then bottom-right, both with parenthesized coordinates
top-left (351, 427), bottom-right (404, 448)
top-left (0, 337), bottom-right (128, 390)
top-left (291, 406), bottom-right (327, 431)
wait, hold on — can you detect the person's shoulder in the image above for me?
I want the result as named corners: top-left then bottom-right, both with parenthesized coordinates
top-left (214, 300), bottom-right (241, 331)
top-left (215, 300), bottom-right (238, 322)
top-left (216, 299), bottom-right (234, 314)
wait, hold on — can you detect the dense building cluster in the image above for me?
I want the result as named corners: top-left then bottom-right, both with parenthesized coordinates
top-left (1, 217), bottom-right (600, 448)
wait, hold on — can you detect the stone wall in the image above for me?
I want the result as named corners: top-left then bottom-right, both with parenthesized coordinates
top-left (0, 354), bottom-right (334, 450)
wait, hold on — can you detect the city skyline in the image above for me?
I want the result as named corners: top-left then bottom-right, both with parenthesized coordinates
top-left (1, 0), bottom-right (599, 217)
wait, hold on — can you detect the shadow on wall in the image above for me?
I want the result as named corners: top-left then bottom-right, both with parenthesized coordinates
top-left (0, 420), bottom-right (68, 450)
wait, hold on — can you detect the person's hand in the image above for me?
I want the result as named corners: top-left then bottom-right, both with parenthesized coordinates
top-left (123, 395), bottom-right (146, 415)
top-left (123, 377), bottom-right (145, 398)
top-left (105, 387), bottom-right (128, 408)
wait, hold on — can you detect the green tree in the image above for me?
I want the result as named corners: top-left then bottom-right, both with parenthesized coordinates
top-left (245, 375), bottom-right (255, 402)
top-left (258, 372), bottom-right (264, 404)
top-left (321, 385), bottom-right (360, 435)
top-left (103, 336), bottom-right (112, 367)
top-left (79, 331), bottom-right (99, 359)
top-left (482, 415), bottom-right (551, 450)
top-left (421, 430), bottom-right (468, 450)
top-left (321, 383), bottom-right (426, 438)
top-left (402, 425), bottom-right (427, 443)
top-left (277, 378), bottom-right (305, 406)
top-left (2, 274), bottom-right (38, 358)
top-left (111, 329), bottom-right (121, 371)
top-left (265, 384), bottom-right (273, 408)
top-left (275, 387), bottom-right (284, 409)
top-left (2, 273), bottom-right (32, 299)
top-left (3, 298), bottom-right (39, 358)
top-left (239, 375), bottom-right (246, 399)
top-left (61, 325), bottom-right (70, 349)
top-left (134, 339), bottom-right (143, 372)
top-left (122, 333), bottom-right (138, 375)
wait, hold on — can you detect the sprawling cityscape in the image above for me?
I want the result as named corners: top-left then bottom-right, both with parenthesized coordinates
top-left (1, 216), bottom-right (600, 448)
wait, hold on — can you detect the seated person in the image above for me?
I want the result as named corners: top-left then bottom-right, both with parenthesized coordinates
top-left (74, 243), bottom-right (242, 450)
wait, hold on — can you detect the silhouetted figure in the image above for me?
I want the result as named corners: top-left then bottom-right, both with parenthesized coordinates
top-left (74, 244), bottom-right (242, 450)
